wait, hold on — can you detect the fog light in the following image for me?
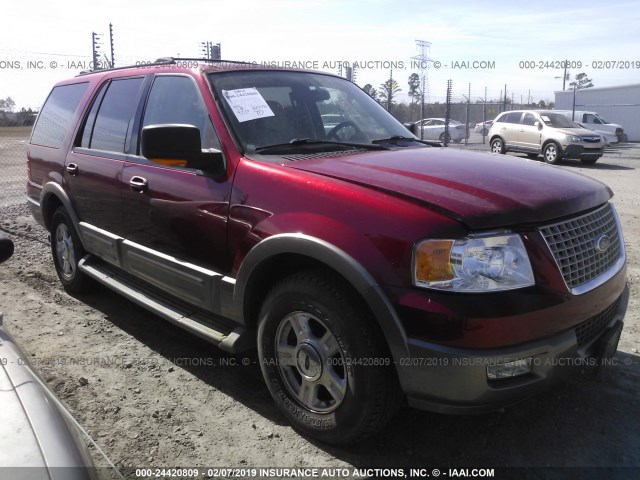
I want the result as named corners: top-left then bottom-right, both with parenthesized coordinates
top-left (487, 358), bottom-right (532, 380)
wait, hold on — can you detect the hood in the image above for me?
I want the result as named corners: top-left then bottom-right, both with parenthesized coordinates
top-left (284, 147), bottom-right (612, 229)
top-left (555, 126), bottom-right (604, 138)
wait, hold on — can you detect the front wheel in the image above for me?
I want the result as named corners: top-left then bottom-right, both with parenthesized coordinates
top-left (542, 142), bottom-right (562, 164)
top-left (257, 271), bottom-right (401, 444)
top-left (50, 207), bottom-right (91, 293)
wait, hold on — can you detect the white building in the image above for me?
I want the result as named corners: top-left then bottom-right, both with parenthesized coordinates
top-left (555, 83), bottom-right (640, 141)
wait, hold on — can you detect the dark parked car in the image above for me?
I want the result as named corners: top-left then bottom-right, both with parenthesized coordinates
top-left (27, 59), bottom-right (628, 444)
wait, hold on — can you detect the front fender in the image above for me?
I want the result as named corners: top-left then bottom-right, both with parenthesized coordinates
top-left (234, 233), bottom-right (410, 361)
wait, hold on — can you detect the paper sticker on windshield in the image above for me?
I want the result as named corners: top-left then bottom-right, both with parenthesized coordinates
top-left (541, 115), bottom-right (551, 122)
top-left (222, 88), bottom-right (275, 123)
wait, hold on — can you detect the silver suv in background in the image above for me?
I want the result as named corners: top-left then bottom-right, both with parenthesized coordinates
top-left (488, 110), bottom-right (605, 165)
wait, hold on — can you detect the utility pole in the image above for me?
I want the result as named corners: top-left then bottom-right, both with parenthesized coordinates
top-left (388, 68), bottom-right (394, 112)
top-left (462, 83), bottom-right (470, 146)
top-left (200, 42), bottom-right (221, 60)
top-left (482, 86), bottom-right (487, 144)
top-left (412, 39), bottom-right (432, 138)
top-left (503, 83), bottom-right (508, 112)
top-left (91, 32), bottom-right (101, 70)
top-left (109, 23), bottom-right (115, 67)
top-left (444, 79), bottom-right (452, 147)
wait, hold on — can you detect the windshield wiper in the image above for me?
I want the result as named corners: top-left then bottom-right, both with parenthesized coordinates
top-left (371, 135), bottom-right (441, 147)
top-left (254, 138), bottom-right (389, 153)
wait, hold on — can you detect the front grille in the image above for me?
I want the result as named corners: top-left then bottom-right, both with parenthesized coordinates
top-left (540, 203), bottom-right (622, 291)
top-left (575, 297), bottom-right (620, 348)
top-left (582, 136), bottom-right (601, 143)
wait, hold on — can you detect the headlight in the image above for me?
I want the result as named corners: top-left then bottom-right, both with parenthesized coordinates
top-left (413, 233), bottom-right (535, 292)
top-left (566, 135), bottom-right (582, 143)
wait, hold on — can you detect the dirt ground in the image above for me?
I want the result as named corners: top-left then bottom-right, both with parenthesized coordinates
top-left (0, 136), bottom-right (639, 478)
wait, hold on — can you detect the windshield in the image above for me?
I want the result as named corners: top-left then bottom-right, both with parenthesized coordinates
top-left (207, 70), bottom-right (417, 153)
top-left (540, 113), bottom-right (580, 128)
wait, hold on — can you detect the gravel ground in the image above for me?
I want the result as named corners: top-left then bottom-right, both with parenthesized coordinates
top-left (0, 139), bottom-right (639, 479)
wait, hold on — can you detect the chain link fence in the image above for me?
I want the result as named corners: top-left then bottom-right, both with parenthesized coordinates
top-left (0, 126), bottom-right (29, 209)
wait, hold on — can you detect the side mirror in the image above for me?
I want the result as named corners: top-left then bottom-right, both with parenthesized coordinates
top-left (0, 235), bottom-right (14, 264)
top-left (141, 124), bottom-right (226, 178)
top-left (537, 121), bottom-right (543, 131)
top-left (404, 122), bottom-right (419, 135)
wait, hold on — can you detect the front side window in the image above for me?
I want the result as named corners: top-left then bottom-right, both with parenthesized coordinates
top-left (521, 113), bottom-right (537, 126)
top-left (141, 75), bottom-right (220, 152)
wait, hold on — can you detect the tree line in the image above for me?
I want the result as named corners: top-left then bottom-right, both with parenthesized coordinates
top-left (360, 74), bottom-right (557, 124)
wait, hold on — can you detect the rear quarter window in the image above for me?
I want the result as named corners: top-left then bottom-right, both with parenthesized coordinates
top-left (30, 83), bottom-right (89, 148)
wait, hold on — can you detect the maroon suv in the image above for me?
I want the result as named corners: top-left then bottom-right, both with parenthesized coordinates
top-left (27, 59), bottom-right (628, 444)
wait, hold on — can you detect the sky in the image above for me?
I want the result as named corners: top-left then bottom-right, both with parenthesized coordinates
top-left (1, 0), bottom-right (640, 110)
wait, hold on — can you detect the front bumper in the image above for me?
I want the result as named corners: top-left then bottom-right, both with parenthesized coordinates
top-left (398, 284), bottom-right (629, 414)
top-left (563, 144), bottom-right (604, 160)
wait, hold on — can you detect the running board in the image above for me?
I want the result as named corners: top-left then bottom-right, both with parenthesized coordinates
top-left (78, 257), bottom-right (253, 353)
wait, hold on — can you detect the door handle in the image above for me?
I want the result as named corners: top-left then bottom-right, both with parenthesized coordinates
top-left (129, 176), bottom-right (148, 193)
top-left (66, 163), bottom-right (79, 176)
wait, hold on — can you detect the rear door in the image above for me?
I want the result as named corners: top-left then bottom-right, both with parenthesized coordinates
top-left (494, 111), bottom-right (522, 147)
top-left (517, 112), bottom-right (542, 151)
top-left (66, 76), bottom-right (147, 238)
top-left (120, 75), bottom-right (233, 308)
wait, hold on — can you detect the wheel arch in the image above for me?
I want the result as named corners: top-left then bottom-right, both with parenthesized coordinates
top-left (541, 139), bottom-right (564, 159)
top-left (40, 183), bottom-right (81, 234)
top-left (234, 233), bottom-right (410, 360)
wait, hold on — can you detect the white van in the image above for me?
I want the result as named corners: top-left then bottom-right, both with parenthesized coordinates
top-left (553, 110), bottom-right (626, 144)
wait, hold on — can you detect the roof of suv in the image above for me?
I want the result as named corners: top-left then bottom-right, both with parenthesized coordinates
top-left (75, 57), bottom-right (337, 79)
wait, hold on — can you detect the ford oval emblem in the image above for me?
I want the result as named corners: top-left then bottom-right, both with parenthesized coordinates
top-left (594, 234), bottom-right (611, 253)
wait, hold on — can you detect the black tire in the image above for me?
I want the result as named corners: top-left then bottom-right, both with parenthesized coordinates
top-left (491, 137), bottom-right (505, 154)
top-left (439, 132), bottom-right (451, 143)
top-left (50, 207), bottom-right (91, 293)
top-left (580, 158), bottom-right (599, 165)
top-left (542, 142), bottom-right (562, 164)
top-left (257, 270), bottom-right (402, 444)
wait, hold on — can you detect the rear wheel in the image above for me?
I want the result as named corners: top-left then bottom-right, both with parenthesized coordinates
top-left (50, 207), bottom-right (91, 293)
top-left (257, 270), bottom-right (401, 444)
top-left (542, 142), bottom-right (562, 164)
top-left (439, 132), bottom-right (451, 143)
top-left (491, 138), bottom-right (505, 154)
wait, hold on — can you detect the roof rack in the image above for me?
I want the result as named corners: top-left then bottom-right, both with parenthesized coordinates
top-left (77, 57), bottom-right (255, 76)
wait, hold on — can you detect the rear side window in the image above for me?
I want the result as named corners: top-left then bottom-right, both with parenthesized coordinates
top-left (31, 83), bottom-right (89, 148)
top-left (502, 112), bottom-right (522, 124)
top-left (83, 77), bottom-right (144, 152)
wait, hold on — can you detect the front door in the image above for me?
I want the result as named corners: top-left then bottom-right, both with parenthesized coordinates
top-left (121, 75), bottom-right (233, 282)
